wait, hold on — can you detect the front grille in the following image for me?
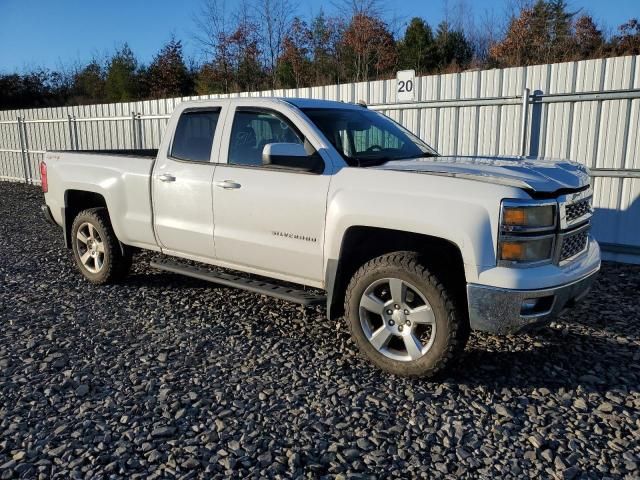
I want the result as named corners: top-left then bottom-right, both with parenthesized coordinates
top-left (560, 229), bottom-right (588, 262)
top-left (566, 198), bottom-right (591, 223)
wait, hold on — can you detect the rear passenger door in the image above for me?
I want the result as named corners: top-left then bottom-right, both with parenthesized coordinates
top-left (211, 106), bottom-right (331, 285)
top-left (152, 105), bottom-right (226, 259)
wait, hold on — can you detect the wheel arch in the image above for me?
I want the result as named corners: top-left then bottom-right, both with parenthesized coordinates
top-left (326, 226), bottom-right (467, 321)
top-left (63, 190), bottom-right (110, 248)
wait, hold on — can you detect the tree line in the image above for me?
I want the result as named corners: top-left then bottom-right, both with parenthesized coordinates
top-left (1, 0), bottom-right (639, 110)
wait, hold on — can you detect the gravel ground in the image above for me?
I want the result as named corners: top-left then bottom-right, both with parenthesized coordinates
top-left (0, 181), bottom-right (638, 479)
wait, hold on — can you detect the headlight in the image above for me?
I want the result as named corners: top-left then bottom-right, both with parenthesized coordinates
top-left (499, 236), bottom-right (554, 264)
top-left (498, 200), bottom-right (558, 267)
top-left (502, 204), bottom-right (556, 231)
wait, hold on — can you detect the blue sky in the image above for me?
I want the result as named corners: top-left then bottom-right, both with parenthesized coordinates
top-left (0, 0), bottom-right (637, 72)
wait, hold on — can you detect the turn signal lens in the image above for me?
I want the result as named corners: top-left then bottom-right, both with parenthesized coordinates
top-left (502, 205), bottom-right (555, 229)
top-left (500, 237), bottom-right (553, 263)
top-left (500, 242), bottom-right (524, 261)
top-left (503, 208), bottom-right (526, 226)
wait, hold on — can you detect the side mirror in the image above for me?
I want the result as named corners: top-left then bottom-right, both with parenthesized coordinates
top-left (262, 143), bottom-right (323, 173)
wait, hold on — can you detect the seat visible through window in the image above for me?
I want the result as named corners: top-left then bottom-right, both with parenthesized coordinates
top-left (228, 110), bottom-right (303, 166)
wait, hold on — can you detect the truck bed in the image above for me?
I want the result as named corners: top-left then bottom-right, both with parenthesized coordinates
top-left (43, 148), bottom-right (158, 251)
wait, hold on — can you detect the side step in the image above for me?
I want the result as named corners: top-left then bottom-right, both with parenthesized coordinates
top-left (150, 259), bottom-right (326, 306)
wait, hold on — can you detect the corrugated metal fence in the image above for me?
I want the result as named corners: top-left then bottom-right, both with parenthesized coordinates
top-left (1, 55), bottom-right (639, 263)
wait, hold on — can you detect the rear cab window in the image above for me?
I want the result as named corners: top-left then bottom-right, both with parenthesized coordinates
top-left (170, 109), bottom-right (220, 162)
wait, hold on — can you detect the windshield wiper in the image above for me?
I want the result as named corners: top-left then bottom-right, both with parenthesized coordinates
top-left (352, 156), bottom-right (392, 167)
top-left (349, 152), bottom-right (438, 167)
top-left (403, 152), bottom-right (438, 159)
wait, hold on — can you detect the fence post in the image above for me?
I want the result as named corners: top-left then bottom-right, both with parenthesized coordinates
top-left (67, 114), bottom-right (75, 150)
top-left (131, 112), bottom-right (138, 149)
top-left (136, 113), bottom-right (143, 150)
top-left (520, 88), bottom-right (530, 157)
top-left (17, 116), bottom-right (31, 184)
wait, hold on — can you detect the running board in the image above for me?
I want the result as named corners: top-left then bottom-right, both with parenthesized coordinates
top-left (150, 259), bottom-right (325, 306)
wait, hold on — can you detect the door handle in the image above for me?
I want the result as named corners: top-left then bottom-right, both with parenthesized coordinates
top-left (158, 173), bottom-right (176, 182)
top-left (215, 180), bottom-right (241, 189)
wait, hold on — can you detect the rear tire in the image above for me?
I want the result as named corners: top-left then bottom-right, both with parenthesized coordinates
top-left (71, 208), bottom-right (132, 284)
top-left (344, 251), bottom-right (468, 378)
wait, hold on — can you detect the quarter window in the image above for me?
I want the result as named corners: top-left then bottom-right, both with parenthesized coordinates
top-left (170, 110), bottom-right (220, 162)
top-left (228, 110), bottom-right (303, 167)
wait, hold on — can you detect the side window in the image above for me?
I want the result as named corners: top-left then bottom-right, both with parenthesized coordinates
top-left (228, 110), bottom-right (303, 167)
top-left (170, 110), bottom-right (220, 162)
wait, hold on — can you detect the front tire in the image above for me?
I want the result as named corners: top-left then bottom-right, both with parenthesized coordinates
top-left (344, 251), bottom-right (468, 378)
top-left (71, 208), bottom-right (131, 284)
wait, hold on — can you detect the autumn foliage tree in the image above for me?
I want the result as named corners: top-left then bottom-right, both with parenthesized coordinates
top-left (3, 0), bottom-right (640, 110)
top-left (341, 13), bottom-right (397, 81)
top-left (277, 18), bottom-right (312, 88)
top-left (574, 15), bottom-right (605, 59)
top-left (490, 0), bottom-right (577, 66)
top-left (489, 0), bottom-right (603, 67)
top-left (611, 19), bottom-right (640, 56)
top-left (146, 38), bottom-right (192, 99)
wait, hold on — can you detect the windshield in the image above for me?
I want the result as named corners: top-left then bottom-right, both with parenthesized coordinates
top-left (301, 107), bottom-right (438, 166)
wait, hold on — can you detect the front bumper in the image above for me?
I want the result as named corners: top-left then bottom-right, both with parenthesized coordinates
top-left (467, 268), bottom-right (599, 334)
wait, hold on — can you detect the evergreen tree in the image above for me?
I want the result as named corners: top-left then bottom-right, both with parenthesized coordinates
top-left (105, 44), bottom-right (139, 102)
top-left (73, 60), bottom-right (106, 104)
top-left (434, 22), bottom-right (473, 71)
top-left (308, 11), bottom-right (343, 85)
top-left (398, 18), bottom-right (436, 74)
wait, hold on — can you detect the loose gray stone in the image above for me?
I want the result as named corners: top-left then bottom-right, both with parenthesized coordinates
top-left (151, 426), bottom-right (176, 438)
top-left (0, 182), bottom-right (637, 479)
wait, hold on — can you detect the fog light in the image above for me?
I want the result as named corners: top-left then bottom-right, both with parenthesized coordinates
top-left (520, 296), bottom-right (554, 316)
top-left (521, 298), bottom-right (539, 315)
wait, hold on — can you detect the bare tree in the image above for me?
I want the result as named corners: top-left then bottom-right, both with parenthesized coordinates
top-left (258, 0), bottom-right (296, 88)
top-left (465, 6), bottom-right (505, 63)
top-left (193, 0), bottom-right (235, 93)
top-left (334, 0), bottom-right (386, 18)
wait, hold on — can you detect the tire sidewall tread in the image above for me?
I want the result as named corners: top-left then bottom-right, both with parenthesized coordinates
top-left (70, 208), bottom-right (131, 284)
top-left (344, 251), bottom-right (467, 378)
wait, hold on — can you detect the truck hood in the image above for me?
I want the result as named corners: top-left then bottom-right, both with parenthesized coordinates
top-left (373, 155), bottom-right (590, 193)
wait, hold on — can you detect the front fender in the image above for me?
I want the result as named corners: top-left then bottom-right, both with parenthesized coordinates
top-left (323, 168), bottom-right (527, 285)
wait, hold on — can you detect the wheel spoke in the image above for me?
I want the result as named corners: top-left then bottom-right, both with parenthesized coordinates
top-left (95, 255), bottom-right (103, 270)
top-left (369, 326), bottom-right (392, 350)
top-left (389, 278), bottom-right (405, 305)
top-left (360, 293), bottom-right (385, 316)
top-left (95, 242), bottom-right (105, 253)
top-left (87, 224), bottom-right (95, 240)
top-left (410, 304), bottom-right (435, 324)
top-left (80, 250), bottom-right (91, 266)
top-left (404, 333), bottom-right (424, 360)
top-left (76, 230), bottom-right (89, 245)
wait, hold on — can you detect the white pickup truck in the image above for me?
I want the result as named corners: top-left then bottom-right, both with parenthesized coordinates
top-left (41, 97), bottom-right (600, 377)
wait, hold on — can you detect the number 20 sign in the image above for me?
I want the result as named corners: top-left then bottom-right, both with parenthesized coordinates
top-left (396, 69), bottom-right (416, 102)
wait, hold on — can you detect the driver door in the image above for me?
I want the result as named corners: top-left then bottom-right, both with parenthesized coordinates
top-left (211, 106), bottom-right (331, 285)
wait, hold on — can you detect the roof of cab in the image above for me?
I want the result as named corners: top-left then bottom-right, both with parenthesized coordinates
top-left (178, 97), bottom-right (362, 110)
top-left (280, 98), bottom-right (363, 110)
